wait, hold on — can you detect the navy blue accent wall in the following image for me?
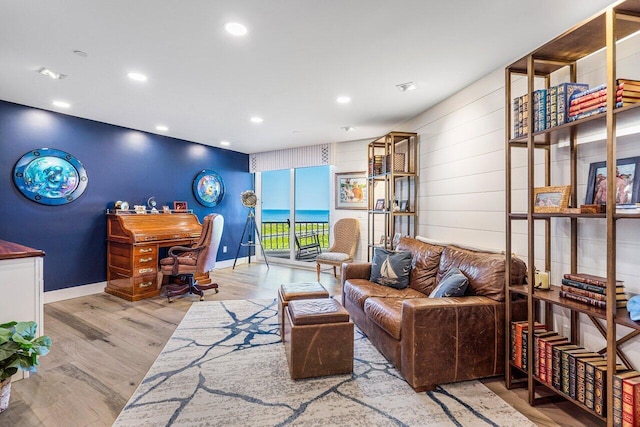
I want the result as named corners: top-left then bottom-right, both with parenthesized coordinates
top-left (0, 101), bottom-right (253, 292)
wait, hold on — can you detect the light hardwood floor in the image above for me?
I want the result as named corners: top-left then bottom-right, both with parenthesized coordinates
top-left (3, 263), bottom-right (602, 426)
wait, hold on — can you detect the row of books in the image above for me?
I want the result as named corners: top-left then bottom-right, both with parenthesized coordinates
top-left (567, 79), bottom-right (640, 121)
top-left (368, 155), bottom-right (384, 176)
top-left (512, 82), bottom-right (589, 137)
top-left (510, 321), bottom-right (640, 424)
top-left (559, 273), bottom-right (628, 309)
top-left (512, 78), bottom-right (640, 137)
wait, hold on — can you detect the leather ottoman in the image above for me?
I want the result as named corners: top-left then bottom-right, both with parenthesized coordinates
top-left (284, 298), bottom-right (354, 379)
top-left (278, 282), bottom-right (330, 342)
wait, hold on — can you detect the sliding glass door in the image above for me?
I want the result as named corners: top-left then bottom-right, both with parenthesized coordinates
top-left (258, 166), bottom-right (330, 264)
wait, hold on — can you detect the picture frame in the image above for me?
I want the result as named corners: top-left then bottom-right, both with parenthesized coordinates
top-left (399, 200), bottom-right (408, 212)
top-left (392, 232), bottom-right (402, 247)
top-left (585, 156), bottom-right (640, 205)
top-left (379, 235), bottom-right (387, 245)
top-left (173, 201), bottom-right (188, 212)
top-left (13, 148), bottom-right (89, 205)
top-left (335, 171), bottom-right (367, 210)
top-left (193, 169), bottom-right (225, 207)
top-left (375, 199), bottom-right (385, 210)
top-left (533, 185), bottom-right (571, 213)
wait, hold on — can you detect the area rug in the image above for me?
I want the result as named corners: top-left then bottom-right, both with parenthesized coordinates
top-left (114, 299), bottom-right (535, 426)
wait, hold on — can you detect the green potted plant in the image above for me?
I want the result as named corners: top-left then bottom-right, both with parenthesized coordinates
top-left (0, 321), bottom-right (51, 413)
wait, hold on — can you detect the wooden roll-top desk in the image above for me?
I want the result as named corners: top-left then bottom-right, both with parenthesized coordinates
top-left (106, 213), bottom-right (202, 301)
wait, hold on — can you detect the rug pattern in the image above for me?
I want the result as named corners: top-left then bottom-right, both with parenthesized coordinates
top-left (114, 299), bottom-right (535, 426)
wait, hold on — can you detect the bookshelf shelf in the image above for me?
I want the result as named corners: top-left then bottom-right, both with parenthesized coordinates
top-left (505, 2), bottom-right (640, 425)
top-left (366, 131), bottom-right (417, 260)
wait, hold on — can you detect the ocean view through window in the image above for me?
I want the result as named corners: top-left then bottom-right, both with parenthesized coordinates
top-left (260, 166), bottom-right (330, 262)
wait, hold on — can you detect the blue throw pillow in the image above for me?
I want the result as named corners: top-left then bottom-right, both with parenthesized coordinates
top-left (429, 267), bottom-right (469, 298)
top-left (370, 248), bottom-right (412, 289)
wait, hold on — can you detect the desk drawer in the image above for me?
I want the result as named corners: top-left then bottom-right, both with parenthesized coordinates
top-left (134, 274), bottom-right (157, 294)
top-left (134, 254), bottom-right (157, 269)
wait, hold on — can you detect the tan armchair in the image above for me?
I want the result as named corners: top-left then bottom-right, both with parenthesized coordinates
top-left (315, 218), bottom-right (360, 280)
top-left (160, 213), bottom-right (224, 302)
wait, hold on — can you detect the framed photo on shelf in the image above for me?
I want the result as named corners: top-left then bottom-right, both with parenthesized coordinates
top-left (374, 199), bottom-right (385, 210)
top-left (399, 200), bottom-right (408, 212)
top-left (335, 171), bottom-right (367, 210)
top-left (173, 201), bottom-right (188, 212)
top-left (392, 232), bottom-right (402, 247)
top-left (585, 156), bottom-right (640, 205)
top-left (533, 185), bottom-right (571, 213)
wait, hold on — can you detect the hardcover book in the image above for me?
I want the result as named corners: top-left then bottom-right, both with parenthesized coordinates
top-left (563, 273), bottom-right (624, 288)
top-left (557, 82), bottom-right (589, 125)
top-left (559, 290), bottom-right (628, 309)
top-left (583, 356), bottom-right (606, 409)
top-left (622, 375), bottom-right (640, 426)
top-left (547, 337), bottom-right (571, 387)
top-left (549, 85), bottom-right (558, 128)
top-left (539, 333), bottom-right (564, 383)
top-left (534, 331), bottom-right (556, 377)
top-left (575, 353), bottom-right (602, 402)
top-left (614, 371), bottom-right (639, 427)
top-left (560, 284), bottom-right (627, 302)
top-left (561, 278), bottom-right (624, 295)
top-left (561, 347), bottom-right (588, 395)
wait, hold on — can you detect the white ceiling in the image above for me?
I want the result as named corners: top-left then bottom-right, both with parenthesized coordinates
top-left (0, 0), bottom-right (615, 154)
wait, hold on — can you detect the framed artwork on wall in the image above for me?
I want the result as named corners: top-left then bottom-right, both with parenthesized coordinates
top-left (193, 169), bottom-right (225, 207)
top-left (335, 171), bottom-right (367, 210)
top-left (13, 148), bottom-right (88, 205)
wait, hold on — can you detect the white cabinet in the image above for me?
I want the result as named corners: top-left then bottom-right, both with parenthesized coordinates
top-left (0, 240), bottom-right (44, 380)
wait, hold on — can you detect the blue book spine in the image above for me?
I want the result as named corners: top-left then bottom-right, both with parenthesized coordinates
top-left (561, 278), bottom-right (606, 294)
top-left (549, 86), bottom-right (558, 127)
top-left (557, 83), bottom-right (589, 125)
top-left (539, 89), bottom-right (547, 131)
top-left (569, 83), bottom-right (607, 103)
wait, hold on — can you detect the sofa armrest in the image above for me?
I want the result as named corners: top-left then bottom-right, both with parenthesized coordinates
top-left (340, 262), bottom-right (371, 286)
top-left (400, 296), bottom-right (505, 391)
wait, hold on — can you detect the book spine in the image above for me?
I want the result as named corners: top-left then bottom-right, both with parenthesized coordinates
top-left (569, 83), bottom-right (607, 101)
top-left (570, 95), bottom-right (623, 113)
top-left (561, 351), bottom-right (571, 395)
top-left (549, 86), bottom-right (558, 127)
top-left (557, 84), bottom-right (566, 125)
top-left (614, 374), bottom-right (625, 427)
top-left (568, 105), bottom-right (608, 122)
top-left (539, 89), bottom-right (547, 130)
top-left (546, 341), bottom-right (558, 387)
top-left (560, 285), bottom-right (608, 301)
top-left (518, 95), bottom-right (524, 136)
top-left (559, 83), bottom-right (590, 124)
top-left (561, 278), bottom-right (608, 294)
top-left (533, 90), bottom-right (540, 133)
top-left (585, 362), bottom-right (596, 409)
top-left (522, 328), bottom-right (529, 370)
top-left (539, 339), bottom-right (548, 383)
top-left (594, 365), bottom-right (606, 416)
top-left (570, 87), bottom-right (608, 105)
top-left (534, 335), bottom-right (540, 377)
top-left (522, 93), bottom-right (529, 135)
top-left (622, 379), bottom-right (638, 426)
top-left (563, 273), bottom-right (622, 288)
top-left (546, 87), bottom-right (552, 129)
top-left (569, 98), bottom-right (622, 116)
top-left (552, 346), bottom-right (563, 390)
top-left (513, 96), bottom-right (520, 138)
top-left (576, 360), bottom-right (585, 403)
top-left (514, 322), bottom-right (525, 368)
top-left (560, 290), bottom-right (607, 309)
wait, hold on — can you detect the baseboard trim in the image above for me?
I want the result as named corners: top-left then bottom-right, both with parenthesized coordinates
top-left (43, 258), bottom-right (252, 303)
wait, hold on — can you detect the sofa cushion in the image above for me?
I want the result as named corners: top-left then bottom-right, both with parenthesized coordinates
top-left (437, 246), bottom-right (508, 301)
top-left (370, 248), bottom-right (412, 289)
top-left (429, 267), bottom-right (469, 298)
top-left (364, 297), bottom-right (404, 340)
top-left (397, 237), bottom-right (444, 295)
top-left (343, 279), bottom-right (425, 309)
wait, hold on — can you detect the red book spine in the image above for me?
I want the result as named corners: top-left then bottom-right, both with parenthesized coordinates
top-left (622, 376), bottom-right (640, 427)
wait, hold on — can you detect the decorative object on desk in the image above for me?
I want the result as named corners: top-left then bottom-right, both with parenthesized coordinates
top-left (585, 156), bottom-right (640, 205)
top-left (399, 199), bottom-right (409, 212)
top-left (147, 197), bottom-right (159, 213)
top-left (534, 269), bottom-right (550, 290)
top-left (533, 185), bottom-right (571, 213)
top-left (192, 169), bottom-right (225, 207)
top-left (13, 148), bottom-right (88, 205)
top-left (0, 321), bottom-right (51, 413)
top-left (233, 190), bottom-right (268, 270)
top-left (335, 172), bottom-right (367, 210)
top-left (134, 205), bottom-right (146, 214)
top-left (374, 198), bottom-right (385, 210)
top-left (162, 205), bottom-right (171, 213)
top-left (173, 201), bottom-right (188, 212)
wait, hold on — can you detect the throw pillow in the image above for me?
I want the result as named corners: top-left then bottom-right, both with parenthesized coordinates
top-left (429, 267), bottom-right (469, 298)
top-left (370, 248), bottom-right (412, 289)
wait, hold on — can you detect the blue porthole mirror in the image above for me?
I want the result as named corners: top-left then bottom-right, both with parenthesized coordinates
top-left (13, 148), bottom-right (88, 205)
top-left (193, 169), bottom-right (225, 207)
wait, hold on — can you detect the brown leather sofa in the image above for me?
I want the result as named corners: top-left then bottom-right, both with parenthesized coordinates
top-left (341, 236), bottom-right (527, 391)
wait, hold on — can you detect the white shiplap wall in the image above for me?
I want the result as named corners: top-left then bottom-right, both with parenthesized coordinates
top-left (368, 32), bottom-right (640, 364)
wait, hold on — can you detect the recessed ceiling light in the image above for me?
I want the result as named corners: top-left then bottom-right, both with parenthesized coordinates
top-left (342, 126), bottom-right (355, 132)
top-left (225, 22), bottom-right (248, 36)
top-left (38, 67), bottom-right (67, 80)
top-left (156, 125), bottom-right (168, 131)
top-left (73, 50), bottom-right (88, 57)
top-left (220, 141), bottom-right (231, 146)
top-left (52, 100), bottom-right (70, 109)
top-left (128, 72), bottom-right (147, 82)
top-left (336, 96), bottom-right (351, 104)
top-left (396, 82), bottom-right (417, 92)
top-left (250, 116), bottom-right (263, 123)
